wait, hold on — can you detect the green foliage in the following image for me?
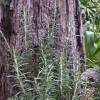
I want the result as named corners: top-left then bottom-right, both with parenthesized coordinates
top-left (81, 0), bottom-right (100, 99)
top-left (84, 31), bottom-right (100, 64)
top-left (81, 0), bottom-right (100, 24)
top-left (84, 31), bottom-right (94, 59)
top-left (81, 0), bottom-right (100, 68)
top-left (9, 48), bottom-right (34, 100)
top-left (8, 31), bottom-right (77, 100)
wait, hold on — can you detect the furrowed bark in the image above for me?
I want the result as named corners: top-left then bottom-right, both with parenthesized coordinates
top-left (59, 0), bottom-right (86, 71)
top-left (0, 0), bottom-right (86, 99)
top-left (0, 0), bottom-right (15, 99)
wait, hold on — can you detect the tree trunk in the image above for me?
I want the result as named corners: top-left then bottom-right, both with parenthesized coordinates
top-left (0, 0), bottom-right (86, 99)
top-left (0, 0), bottom-right (15, 99)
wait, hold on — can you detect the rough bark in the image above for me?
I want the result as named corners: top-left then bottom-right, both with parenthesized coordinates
top-left (0, 37), bottom-right (9, 100)
top-left (59, 0), bottom-right (86, 72)
top-left (0, 0), bottom-right (86, 99)
top-left (0, 0), bottom-right (14, 99)
top-left (12, 0), bottom-right (55, 76)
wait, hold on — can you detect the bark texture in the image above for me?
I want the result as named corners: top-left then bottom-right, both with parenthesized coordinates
top-left (0, 0), bottom-right (86, 99)
top-left (0, 0), bottom-right (14, 99)
top-left (59, 0), bottom-right (86, 72)
top-left (0, 37), bottom-right (9, 100)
